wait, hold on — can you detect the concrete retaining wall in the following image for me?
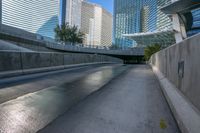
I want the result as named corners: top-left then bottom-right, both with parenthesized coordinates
top-left (0, 51), bottom-right (122, 78)
top-left (0, 52), bottom-right (22, 71)
top-left (150, 33), bottom-right (200, 133)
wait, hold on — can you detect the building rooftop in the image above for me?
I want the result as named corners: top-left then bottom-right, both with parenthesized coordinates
top-left (82, 0), bottom-right (112, 16)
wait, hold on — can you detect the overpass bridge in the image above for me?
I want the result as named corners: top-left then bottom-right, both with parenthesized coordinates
top-left (45, 43), bottom-right (144, 63)
top-left (0, 32), bottom-right (144, 63)
top-left (0, 26), bottom-right (144, 58)
top-left (45, 42), bottom-right (144, 57)
top-left (0, 25), bottom-right (145, 64)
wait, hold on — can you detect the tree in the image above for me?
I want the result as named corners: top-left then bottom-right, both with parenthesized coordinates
top-left (144, 44), bottom-right (161, 61)
top-left (54, 23), bottom-right (70, 42)
top-left (109, 44), bottom-right (120, 49)
top-left (68, 25), bottom-right (84, 44)
top-left (54, 23), bottom-right (84, 44)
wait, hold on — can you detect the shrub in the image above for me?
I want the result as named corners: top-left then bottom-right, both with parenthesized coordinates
top-left (144, 44), bottom-right (161, 61)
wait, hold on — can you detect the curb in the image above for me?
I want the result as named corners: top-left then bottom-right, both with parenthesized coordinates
top-left (151, 66), bottom-right (200, 133)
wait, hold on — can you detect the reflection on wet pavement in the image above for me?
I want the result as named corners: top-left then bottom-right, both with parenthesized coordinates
top-left (38, 65), bottom-right (180, 133)
top-left (0, 65), bottom-right (120, 104)
top-left (0, 65), bottom-right (129, 133)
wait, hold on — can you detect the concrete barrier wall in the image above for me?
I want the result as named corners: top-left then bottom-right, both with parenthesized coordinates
top-left (0, 51), bottom-right (122, 77)
top-left (0, 52), bottom-right (22, 71)
top-left (150, 33), bottom-right (200, 113)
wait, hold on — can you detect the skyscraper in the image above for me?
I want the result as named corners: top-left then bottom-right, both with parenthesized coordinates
top-left (1, 0), bottom-right (60, 39)
top-left (81, 1), bottom-right (112, 47)
top-left (159, 0), bottom-right (200, 43)
top-left (101, 9), bottom-right (113, 47)
top-left (61, 0), bottom-right (82, 28)
top-left (187, 8), bottom-right (200, 37)
top-left (113, 0), bottom-right (173, 47)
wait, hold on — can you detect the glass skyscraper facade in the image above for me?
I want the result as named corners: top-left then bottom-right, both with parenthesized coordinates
top-left (187, 8), bottom-right (200, 37)
top-left (1, 0), bottom-right (60, 39)
top-left (0, 0), bottom-right (83, 39)
top-left (113, 0), bottom-right (172, 48)
top-left (64, 0), bottom-right (82, 28)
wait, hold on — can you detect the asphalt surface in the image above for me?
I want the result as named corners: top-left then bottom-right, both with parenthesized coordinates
top-left (0, 65), bottom-right (180, 133)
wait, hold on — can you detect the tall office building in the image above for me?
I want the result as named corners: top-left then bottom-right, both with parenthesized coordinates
top-left (0, 0), bottom-right (60, 38)
top-left (113, 0), bottom-right (174, 47)
top-left (141, 6), bottom-right (150, 33)
top-left (101, 9), bottom-right (113, 47)
top-left (61, 0), bottom-right (82, 28)
top-left (157, 0), bottom-right (200, 43)
top-left (0, 0), bottom-right (2, 27)
top-left (81, 1), bottom-right (112, 47)
top-left (187, 8), bottom-right (200, 37)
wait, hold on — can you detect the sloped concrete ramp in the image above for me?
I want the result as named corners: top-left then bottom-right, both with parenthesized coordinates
top-left (0, 65), bottom-right (180, 133)
top-left (39, 65), bottom-right (180, 133)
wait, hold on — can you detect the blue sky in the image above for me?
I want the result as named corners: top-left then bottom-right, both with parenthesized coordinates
top-left (89, 0), bottom-right (113, 14)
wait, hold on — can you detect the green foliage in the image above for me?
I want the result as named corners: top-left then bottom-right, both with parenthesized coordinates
top-left (144, 44), bottom-right (161, 61)
top-left (160, 119), bottom-right (167, 129)
top-left (109, 44), bottom-right (120, 49)
top-left (54, 23), bottom-right (84, 44)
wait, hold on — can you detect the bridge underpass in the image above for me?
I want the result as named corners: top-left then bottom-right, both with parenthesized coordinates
top-left (0, 64), bottom-right (180, 133)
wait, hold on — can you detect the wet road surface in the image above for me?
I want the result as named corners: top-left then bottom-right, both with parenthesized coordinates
top-left (0, 64), bottom-right (129, 133)
top-left (0, 65), bottom-right (180, 133)
top-left (0, 64), bottom-right (120, 104)
top-left (39, 65), bottom-right (180, 133)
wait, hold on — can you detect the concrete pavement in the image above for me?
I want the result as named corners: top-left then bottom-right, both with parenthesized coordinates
top-left (0, 64), bottom-right (129, 133)
top-left (39, 65), bottom-right (179, 133)
top-left (0, 65), bottom-right (180, 133)
top-left (0, 64), bottom-right (119, 104)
